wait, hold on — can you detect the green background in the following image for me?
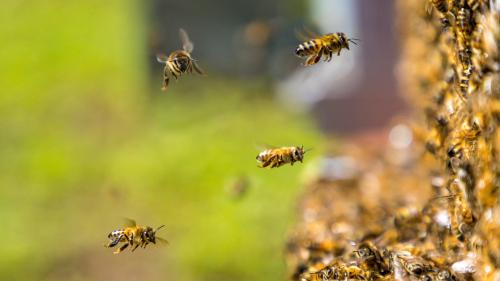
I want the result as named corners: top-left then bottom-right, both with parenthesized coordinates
top-left (0, 1), bottom-right (321, 280)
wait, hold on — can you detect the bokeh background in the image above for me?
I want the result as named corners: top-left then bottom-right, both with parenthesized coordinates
top-left (0, 0), bottom-right (405, 280)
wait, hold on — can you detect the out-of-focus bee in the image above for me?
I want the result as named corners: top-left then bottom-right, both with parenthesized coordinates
top-left (355, 241), bottom-right (392, 275)
top-left (394, 251), bottom-right (435, 277)
top-left (427, 0), bottom-right (453, 28)
top-left (459, 65), bottom-right (474, 96)
top-left (457, 8), bottom-right (472, 34)
top-left (301, 262), bottom-right (370, 281)
top-left (105, 218), bottom-right (168, 254)
top-left (256, 145), bottom-right (308, 168)
top-left (467, 0), bottom-right (488, 11)
top-left (156, 28), bottom-right (204, 91)
top-left (436, 269), bottom-right (459, 281)
top-left (295, 31), bottom-right (359, 66)
top-left (226, 175), bottom-right (250, 199)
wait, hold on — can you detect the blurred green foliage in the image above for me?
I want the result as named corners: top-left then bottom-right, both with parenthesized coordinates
top-left (0, 1), bottom-right (320, 281)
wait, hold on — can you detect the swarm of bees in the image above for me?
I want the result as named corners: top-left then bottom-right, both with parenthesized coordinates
top-left (285, 0), bottom-right (499, 280)
top-left (105, 218), bottom-right (168, 254)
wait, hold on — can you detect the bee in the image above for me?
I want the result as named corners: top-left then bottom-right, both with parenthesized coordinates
top-left (295, 32), bottom-right (359, 66)
top-left (156, 28), bottom-right (204, 91)
top-left (302, 262), bottom-right (370, 281)
top-left (256, 145), bottom-right (308, 168)
top-left (395, 252), bottom-right (434, 277)
top-left (457, 7), bottom-right (472, 35)
top-left (427, 0), bottom-right (452, 28)
top-left (354, 241), bottom-right (391, 275)
top-left (430, 0), bottom-right (448, 14)
top-left (105, 218), bottom-right (168, 254)
top-left (226, 175), bottom-right (250, 199)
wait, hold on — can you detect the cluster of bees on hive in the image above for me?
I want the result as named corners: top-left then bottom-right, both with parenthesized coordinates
top-left (285, 0), bottom-right (499, 280)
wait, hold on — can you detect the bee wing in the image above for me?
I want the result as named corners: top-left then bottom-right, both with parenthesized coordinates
top-left (295, 26), bottom-right (320, 41)
top-left (156, 54), bottom-right (169, 63)
top-left (192, 61), bottom-right (205, 75)
top-left (156, 237), bottom-right (170, 245)
top-left (123, 217), bottom-right (137, 227)
top-left (424, 1), bottom-right (433, 15)
top-left (255, 143), bottom-right (279, 151)
top-left (179, 28), bottom-right (194, 53)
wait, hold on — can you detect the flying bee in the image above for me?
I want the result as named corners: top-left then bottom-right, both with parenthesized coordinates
top-left (156, 28), bottom-right (204, 91)
top-left (256, 145), bottom-right (309, 168)
top-left (295, 31), bottom-right (359, 66)
top-left (105, 218), bottom-right (168, 254)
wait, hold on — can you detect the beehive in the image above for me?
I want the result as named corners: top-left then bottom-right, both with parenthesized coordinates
top-left (286, 1), bottom-right (499, 280)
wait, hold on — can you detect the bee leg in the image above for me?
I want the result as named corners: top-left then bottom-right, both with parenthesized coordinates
top-left (131, 244), bottom-right (140, 252)
top-left (304, 55), bottom-right (316, 66)
top-left (107, 237), bottom-right (121, 248)
top-left (106, 234), bottom-right (124, 248)
top-left (313, 48), bottom-right (324, 64)
top-left (113, 243), bottom-right (129, 254)
top-left (162, 70), bottom-right (170, 91)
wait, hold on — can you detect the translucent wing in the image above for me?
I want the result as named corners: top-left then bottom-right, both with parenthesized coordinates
top-left (157, 237), bottom-right (170, 245)
top-left (255, 143), bottom-right (279, 151)
top-left (295, 26), bottom-right (320, 41)
top-left (192, 61), bottom-right (205, 75)
top-left (179, 28), bottom-right (194, 53)
top-left (156, 54), bottom-right (168, 63)
top-left (123, 217), bottom-right (137, 227)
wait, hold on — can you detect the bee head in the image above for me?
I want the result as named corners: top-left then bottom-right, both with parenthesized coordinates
top-left (338, 33), bottom-right (359, 50)
top-left (143, 227), bottom-right (156, 244)
top-left (148, 225), bottom-right (166, 244)
top-left (294, 146), bottom-right (305, 162)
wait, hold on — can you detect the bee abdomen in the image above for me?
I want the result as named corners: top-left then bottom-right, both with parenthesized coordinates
top-left (431, 0), bottom-right (448, 13)
top-left (108, 229), bottom-right (124, 239)
top-left (295, 40), bottom-right (320, 57)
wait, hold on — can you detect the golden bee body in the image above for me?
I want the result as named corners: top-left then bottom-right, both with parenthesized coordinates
top-left (156, 28), bottom-right (204, 91)
top-left (256, 146), bottom-right (306, 168)
top-left (430, 0), bottom-right (448, 14)
top-left (295, 32), bottom-right (358, 66)
top-left (302, 262), bottom-right (370, 281)
top-left (105, 219), bottom-right (167, 254)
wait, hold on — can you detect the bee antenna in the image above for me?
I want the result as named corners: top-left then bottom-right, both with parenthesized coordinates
top-left (155, 225), bottom-right (165, 233)
top-left (348, 38), bottom-right (360, 46)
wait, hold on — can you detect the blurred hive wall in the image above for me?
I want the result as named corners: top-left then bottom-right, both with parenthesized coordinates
top-left (286, 0), bottom-right (499, 280)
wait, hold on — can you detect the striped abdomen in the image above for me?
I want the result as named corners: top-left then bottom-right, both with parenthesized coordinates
top-left (431, 0), bottom-right (448, 13)
top-left (295, 39), bottom-right (323, 57)
top-left (108, 229), bottom-right (125, 240)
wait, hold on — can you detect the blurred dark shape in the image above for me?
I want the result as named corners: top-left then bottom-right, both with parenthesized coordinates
top-left (313, 0), bottom-right (406, 135)
top-left (225, 175), bottom-right (251, 200)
